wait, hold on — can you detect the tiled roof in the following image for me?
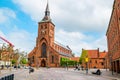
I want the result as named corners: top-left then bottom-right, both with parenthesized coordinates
top-left (99, 52), bottom-right (107, 58)
top-left (87, 50), bottom-right (99, 58)
top-left (71, 57), bottom-right (80, 62)
top-left (86, 49), bottom-right (107, 59)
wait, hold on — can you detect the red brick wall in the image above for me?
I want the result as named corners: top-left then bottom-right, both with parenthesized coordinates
top-left (106, 0), bottom-right (120, 73)
top-left (81, 49), bottom-right (107, 69)
top-left (106, 0), bottom-right (120, 62)
top-left (28, 21), bottom-right (72, 67)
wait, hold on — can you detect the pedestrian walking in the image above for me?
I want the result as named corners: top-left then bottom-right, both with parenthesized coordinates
top-left (29, 67), bottom-right (34, 74)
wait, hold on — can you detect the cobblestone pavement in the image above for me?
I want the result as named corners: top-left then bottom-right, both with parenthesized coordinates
top-left (0, 68), bottom-right (120, 80)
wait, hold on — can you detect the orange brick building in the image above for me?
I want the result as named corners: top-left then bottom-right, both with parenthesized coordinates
top-left (81, 48), bottom-right (107, 69)
top-left (70, 57), bottom-right (80, 63)
top-left (28, 2), bottom-right (73, 67)
top-left (106, 0), bottom-right (120, 73)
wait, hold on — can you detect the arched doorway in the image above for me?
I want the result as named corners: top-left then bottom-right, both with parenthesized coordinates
top-left (41, 59), bottom-right (46, 67)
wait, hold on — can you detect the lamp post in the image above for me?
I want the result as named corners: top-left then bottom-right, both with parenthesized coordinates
top-left (85, 57), bottom-right (88, 74)
top-left (66, 58), bottom-right (68, 70)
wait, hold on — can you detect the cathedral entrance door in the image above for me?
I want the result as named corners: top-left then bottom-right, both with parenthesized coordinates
top-left (41, 59), bottom-right (46, 67)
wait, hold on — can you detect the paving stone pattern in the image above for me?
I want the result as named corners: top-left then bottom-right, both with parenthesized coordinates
top-left (0, 68), bottom-right (120, 80)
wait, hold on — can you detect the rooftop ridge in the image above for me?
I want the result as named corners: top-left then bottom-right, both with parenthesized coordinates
top-left (54, 41), bottom-right (71, 50)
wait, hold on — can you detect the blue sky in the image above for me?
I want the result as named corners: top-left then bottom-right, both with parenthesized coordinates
top-left (0, 0), bottom-right (114, 56)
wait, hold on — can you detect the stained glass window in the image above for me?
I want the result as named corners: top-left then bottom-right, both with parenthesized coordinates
top-left (41, 43), bottom-right (47, 58)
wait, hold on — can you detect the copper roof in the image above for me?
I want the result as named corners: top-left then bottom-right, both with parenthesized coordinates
top-left (40, 1), bottom-right (51, 22)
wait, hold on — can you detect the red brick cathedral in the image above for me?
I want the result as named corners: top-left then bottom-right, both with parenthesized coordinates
top-left (28, 2), bottom-right (73, 67)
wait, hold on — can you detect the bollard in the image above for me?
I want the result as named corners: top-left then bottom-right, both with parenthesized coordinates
top-left (4, 76), bottom-right (7, 80)
top-left (8, 75), bottom-right (10, 80)
top-left (9, 75), bottom-right (12, 80)
top-left (6, 75), bottom-right (9, 80)
top-left (11, 74), bottom-right (14, 80)
top-left (9, 74), bottom-right (11, 80)
top-left (4, 76), bottom-right (6, 80)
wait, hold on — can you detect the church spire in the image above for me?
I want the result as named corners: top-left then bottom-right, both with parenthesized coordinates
top-left (41, 0), bottom-right (51, 22)
top-left (45, 0), bottom-right (49, 15)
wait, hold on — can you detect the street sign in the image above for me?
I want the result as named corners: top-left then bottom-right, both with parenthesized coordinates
top-left (85, 58), bottom-right (88, 62)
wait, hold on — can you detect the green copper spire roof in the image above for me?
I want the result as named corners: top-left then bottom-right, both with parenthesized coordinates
top-left (41, 0), bottom-right (51, 22)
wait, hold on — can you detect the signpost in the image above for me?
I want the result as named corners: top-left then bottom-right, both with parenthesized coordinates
top-left (85, 57), bottom-right (88, 74)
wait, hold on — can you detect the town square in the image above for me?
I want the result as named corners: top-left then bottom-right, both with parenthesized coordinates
top-left (0, 0), bottom-right (120, 80)
top-left (0, 68), bottom-right (120, 80)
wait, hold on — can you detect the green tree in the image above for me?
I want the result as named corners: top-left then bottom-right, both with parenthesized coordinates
top-left (11, 59), bottom-right (17, 64)
top-left (60, 57), bottom-right (77, 67)
top-left (21, 58), bottom-right (28, 64)
top-left (80, 49), bottom-right (88, 64)
top-left (79, 57), bottom-right (82, 64)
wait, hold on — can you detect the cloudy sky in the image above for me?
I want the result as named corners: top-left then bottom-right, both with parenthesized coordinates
top-left (0, 0), bottom-right (114, 56)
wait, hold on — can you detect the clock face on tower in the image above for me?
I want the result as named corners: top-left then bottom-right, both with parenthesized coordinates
top-left (49, 30), bottom-right (53, 37)
top-left (41, 29), bottom-right (46, 35)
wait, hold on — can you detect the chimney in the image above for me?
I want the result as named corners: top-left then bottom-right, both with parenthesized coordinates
top-left (103, 50), bottom-right (106, 53)
top-left (98, 48), bottom-right (99, 57)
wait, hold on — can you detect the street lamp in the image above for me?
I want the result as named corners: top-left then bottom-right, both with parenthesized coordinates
top-left (85, 57), bottom-right (88, 74)
top-left (66, 59), bottom-right (68, 70)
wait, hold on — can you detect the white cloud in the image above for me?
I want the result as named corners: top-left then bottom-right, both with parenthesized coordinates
top-left (13, 0), bottom-right (44, 21)
top-left (92, 36), bottom-right (107, 51)
top-left (0, 30), bottom-right (6, 38)
top-left (8, 27), bottom-right (35, 53)
top-left (55, 30), bottom-right (107, 56)
top-left (0, 30), bottom-right (7, 47)
top-left (11, 0), bottom-right (111, 56)
top-left (0, 27), bottom-right (35, 53)
top-left (12, 0), bottom-right (113, 32)
top-left (0, 8), bottom-right (16, 24)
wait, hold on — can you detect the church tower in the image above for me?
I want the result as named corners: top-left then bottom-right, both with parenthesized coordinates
top-left (36, 1), bottom-right (55, 67)
top-left (37, 2), bottom-right (55, 47)
top-left (28, 1), bottom-right (72, 67)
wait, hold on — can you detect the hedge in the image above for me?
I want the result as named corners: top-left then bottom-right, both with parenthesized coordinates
top-left (60, 57), bottom-right (78, 67)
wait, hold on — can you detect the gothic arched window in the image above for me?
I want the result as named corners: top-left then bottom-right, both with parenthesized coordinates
top-left (51, 56), bottom-right (54, 63)
top-left (41, 43), bottom-right (47, 58)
